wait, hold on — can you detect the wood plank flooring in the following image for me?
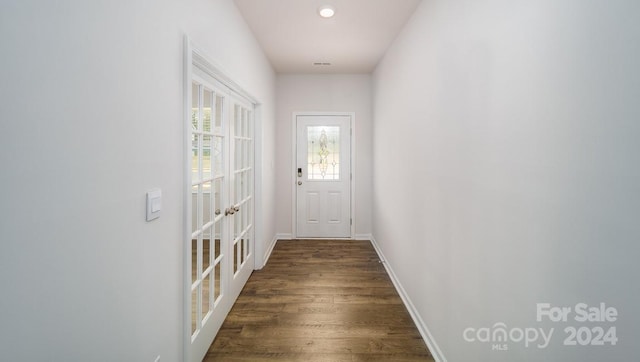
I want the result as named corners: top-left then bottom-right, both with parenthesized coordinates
top-left (203, 239), bottom-right (434, 362)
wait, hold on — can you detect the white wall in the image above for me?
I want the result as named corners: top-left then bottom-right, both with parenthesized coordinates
top-left (0, 0), bottom-right (275, 361)
top-left (275, 74), bottom-right (372, 237)
top-left (372, 1), bottom-right (640, 361)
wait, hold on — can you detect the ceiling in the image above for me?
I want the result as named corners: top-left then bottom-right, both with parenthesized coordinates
top-left (233, 0), bottom-right (422, 74)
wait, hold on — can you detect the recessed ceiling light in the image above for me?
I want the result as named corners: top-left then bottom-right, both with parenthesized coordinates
top-left (318, 5), bottom-right (335, 18)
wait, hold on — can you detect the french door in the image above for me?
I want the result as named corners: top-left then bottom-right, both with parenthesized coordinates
top-left (295, 114), bottom-right (352, 238)
top-left (186, 69), bottom-right (254, 362)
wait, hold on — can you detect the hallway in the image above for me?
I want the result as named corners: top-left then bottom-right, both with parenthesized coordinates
top-left (204, 240), bottom-right (433, 361)
top-left (2, 1), bottom-right (639, 361)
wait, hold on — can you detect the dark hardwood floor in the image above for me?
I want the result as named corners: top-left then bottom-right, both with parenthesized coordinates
top-left (203, 239), bottom-right (434, 362)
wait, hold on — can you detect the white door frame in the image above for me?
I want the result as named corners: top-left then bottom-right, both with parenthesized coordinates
top-left (184, 36), bottom-right (263, 362)
top-left (291, 112), bottom-right (355, 239)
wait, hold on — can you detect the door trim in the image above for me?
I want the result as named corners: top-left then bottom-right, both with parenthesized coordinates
top-left (291, 112), bottom-right (355, 239)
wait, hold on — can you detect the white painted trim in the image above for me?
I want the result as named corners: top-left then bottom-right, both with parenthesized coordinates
top-left (290, 114), bottom-right (296, 237)
top-left (285, 237), bottom-right (352, 240)
top-left (355, 233), bottom-right (372, 241)
top-left (191, 49), bottom-right (257, 106)
top-left (351, 117), bottom-right (356, 240)
top-left (291, 112), bottom-right (356, 239)
top-left (369, 235), bottom-right (447, 362)
top-left (182, 35), bottom-right (194, 362)
top-left (253, 104), bottom-right (264, 270)
top-left (276, 233), bottom-right (293, 240)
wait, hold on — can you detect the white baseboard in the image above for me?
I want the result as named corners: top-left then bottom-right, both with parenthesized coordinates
top-left (276, 233), bottom-right (371, 241)
top-left (276, 233), bottom-right (293, 240)
top-left (355, 233), bottom-right (372, 240)
top-left (369, 236), bottom-right (447, 362)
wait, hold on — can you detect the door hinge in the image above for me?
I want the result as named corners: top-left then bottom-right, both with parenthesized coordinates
top-left (350, 218), bottom-right (352, 225)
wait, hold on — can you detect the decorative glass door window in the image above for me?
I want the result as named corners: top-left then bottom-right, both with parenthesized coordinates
top-left (307, 126), bottom-right (340, 180)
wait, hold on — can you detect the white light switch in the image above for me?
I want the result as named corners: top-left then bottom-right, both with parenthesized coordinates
top-left (146, 188), bottom-right (162, 221)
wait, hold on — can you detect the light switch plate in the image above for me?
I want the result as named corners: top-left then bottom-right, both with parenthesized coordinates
top-left (146, 188), bottom-right (162, 221)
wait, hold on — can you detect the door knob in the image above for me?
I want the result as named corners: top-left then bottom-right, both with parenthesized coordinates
top-left (233, 205), bottom-right (240, 212)
top-left (298, 181), bottom-right (302, 185)
top-left (215, 208), bottom-right (221, 215)
top-left (225, 207), bottom-right (235, 216)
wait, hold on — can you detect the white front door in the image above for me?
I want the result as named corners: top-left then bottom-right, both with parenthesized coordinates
top-left (296, 115), bottom-right (352, 238)
top-left (187, 70), bottom-right (254, 362)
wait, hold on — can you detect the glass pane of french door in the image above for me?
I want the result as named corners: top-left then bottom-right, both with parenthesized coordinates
top-left (231, 103), bottom-right (253, 276)
top-left (190, 82), bottom-right (226, 338)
